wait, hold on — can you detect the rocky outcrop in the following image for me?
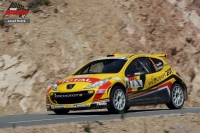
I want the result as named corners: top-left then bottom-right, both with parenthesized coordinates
top-left (0, 55), bottom-right (43, 114)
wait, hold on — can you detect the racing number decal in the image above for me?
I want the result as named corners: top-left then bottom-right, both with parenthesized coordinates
top-left (166, 68), bottom-right (172, 76)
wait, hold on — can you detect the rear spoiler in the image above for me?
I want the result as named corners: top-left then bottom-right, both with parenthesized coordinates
top-left (152, 54), bottom-right (169, 59)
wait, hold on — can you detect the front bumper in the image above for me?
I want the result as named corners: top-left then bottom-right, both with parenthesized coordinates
top-left (46, 90), bottom-right (110, 111)
top-left (46, 102), bottom-right (109, 111)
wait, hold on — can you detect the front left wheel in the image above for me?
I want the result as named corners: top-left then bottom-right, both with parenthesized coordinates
top-left (53, 110), bottom-right (70, 114)
top-left (107, 86), bottom-right (126, 114)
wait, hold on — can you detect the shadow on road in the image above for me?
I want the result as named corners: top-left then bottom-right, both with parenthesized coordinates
top-left (48, 108), bottom-right (170, 115)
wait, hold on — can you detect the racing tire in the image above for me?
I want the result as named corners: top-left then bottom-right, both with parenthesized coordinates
top-left (53, 109), bottom-right (70, 114)
top-left (166, 83), bottom-right (184, 109)
top-left (107, 86), bottom-right (126, 114)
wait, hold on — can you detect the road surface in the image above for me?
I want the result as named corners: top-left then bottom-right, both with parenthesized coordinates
top-left (0, 107), bottom-right (199, 128)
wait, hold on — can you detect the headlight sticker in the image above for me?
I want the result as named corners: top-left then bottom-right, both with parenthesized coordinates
top-left (84, 77), bottom-right (111, 89)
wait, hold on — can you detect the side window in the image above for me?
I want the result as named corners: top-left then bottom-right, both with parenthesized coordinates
top-left (148, 58), bottom-right (164, 72)
top-left (82, 67), bottom-right (89, 74)
top-left (137, 57), bottom-right (152, 73)
top-left (125, 57), bottom-right (152, 76)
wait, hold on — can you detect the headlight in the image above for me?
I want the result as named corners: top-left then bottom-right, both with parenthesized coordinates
top-left (84, 77), bottom-right (111, 89)
top-left (52, 83), bottom-right (58, 91)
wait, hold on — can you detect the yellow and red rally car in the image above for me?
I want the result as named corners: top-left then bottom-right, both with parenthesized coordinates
top-left (46, 53), bottom-right (188, 114)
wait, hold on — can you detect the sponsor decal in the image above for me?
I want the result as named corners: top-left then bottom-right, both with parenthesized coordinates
top-left (125, 77), bottom-right (143, 88)
top-left (126, 81), bottom-right (131, 88)
top-left (96, 102), bottom-right (107, 106)
top-left (129, 85), bottom-right (171, 100)
top-left (51, 105), bottom-right (64, 109)
top-left (74, 104), bottom-right (89, 108)
top-left (130, 80), bottom-right (143, 88)
top-left (156, 62), bottom-right (162, 67)
top-left (54, 93), bottom-right (82, 98)
top-left (61, 78), bottom-right (91, 84)
top-left (134, 72), bottom-right (144, 76)
top-left (123, 77), bottom-right (129, 84)
top-left (97, 89), bottom-right (105, 94)
top-left (148, 68), bottom-right (172, 86)
top-left (157, 65), bottom-right (163, 70)
top-left (3, 2), bottom-right (30, 23)
top-left (156, 62), bottom-right (163, 70)
top-left (113, 77), bottom-right (121, 81)
top-left (149, 72), bottom-right (166, 86)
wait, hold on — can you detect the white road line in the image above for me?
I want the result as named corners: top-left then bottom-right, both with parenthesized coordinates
top-left (183, 107), bottom-right (200, 109)
top-left (8, 115), bottom-right (100, 124)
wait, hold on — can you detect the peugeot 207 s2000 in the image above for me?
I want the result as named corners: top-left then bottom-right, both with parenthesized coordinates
top-left (46, 53), bottom-right (188, 114)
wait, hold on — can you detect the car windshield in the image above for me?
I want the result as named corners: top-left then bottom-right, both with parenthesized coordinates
top-left (74, 59), bottom-right (127, 75)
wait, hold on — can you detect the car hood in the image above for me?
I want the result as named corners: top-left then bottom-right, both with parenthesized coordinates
top-left (56, 74), bottom-right (122, 92)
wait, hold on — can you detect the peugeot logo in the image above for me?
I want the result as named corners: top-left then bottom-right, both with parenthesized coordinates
top-left (55, 94), bottom-right (80, 98)
top-left (66, 84), bottom-right (75, 89)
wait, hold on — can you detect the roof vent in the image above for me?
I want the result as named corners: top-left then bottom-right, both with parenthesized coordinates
top-left (106, 54), bottom-right (114, 57)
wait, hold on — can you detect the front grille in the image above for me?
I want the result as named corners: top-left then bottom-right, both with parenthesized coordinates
top-left (50, 91), bottom-right (94, 104)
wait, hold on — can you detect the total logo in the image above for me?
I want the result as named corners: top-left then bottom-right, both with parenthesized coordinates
top-left (61, 78), bottom-right (91, 84)
top-left (96, 102), bottom-right (107, 106)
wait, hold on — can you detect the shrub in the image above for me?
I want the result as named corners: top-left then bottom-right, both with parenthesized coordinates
top-left (54, 7), bottom-right (58, 13)
top-left (84, 123), bottom-right (91, 133)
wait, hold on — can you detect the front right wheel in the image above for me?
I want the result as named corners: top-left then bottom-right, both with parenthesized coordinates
top-left (166, 83), bottom-right (184, 109)
top-left (107, 86), bottom-right (126, 114)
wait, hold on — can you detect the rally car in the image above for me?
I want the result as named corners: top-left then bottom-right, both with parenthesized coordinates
top-left (46, 53), bottom-right (188, 114)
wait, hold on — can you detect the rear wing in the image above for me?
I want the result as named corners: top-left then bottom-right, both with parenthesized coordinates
top-left (152, 54), bottom-right (169, 59)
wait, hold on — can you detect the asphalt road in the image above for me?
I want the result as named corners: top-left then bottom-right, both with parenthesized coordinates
top-left (0, 107), bottom-right (200, 128)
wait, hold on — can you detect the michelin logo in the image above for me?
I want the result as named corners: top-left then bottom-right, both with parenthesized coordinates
top-left (96, 102), bottom-right (107, 106)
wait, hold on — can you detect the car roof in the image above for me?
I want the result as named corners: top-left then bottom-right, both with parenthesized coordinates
top-left (95, 53), bottom-right (169, 59)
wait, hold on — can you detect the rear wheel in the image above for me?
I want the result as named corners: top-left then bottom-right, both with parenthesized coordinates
top-left (166, 83), bottom-right (184, 109)
top-left (53, 110), bottom-right (70, 114)
top-left (107, 86), bottom-right (126, 114)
